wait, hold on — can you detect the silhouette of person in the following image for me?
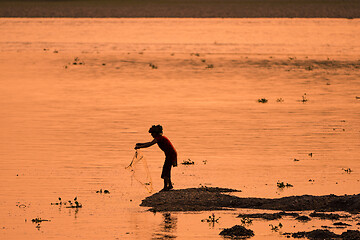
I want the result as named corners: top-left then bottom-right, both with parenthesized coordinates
top-left (135, 125), bottom-right (177, 191)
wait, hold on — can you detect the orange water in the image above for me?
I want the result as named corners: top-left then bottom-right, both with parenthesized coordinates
top-left (0, 18), bottom-right (359, 239)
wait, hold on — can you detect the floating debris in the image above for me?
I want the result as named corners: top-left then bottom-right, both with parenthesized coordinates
top-left (277, 181), bottom-right (293, 189)
top-left (72, 57), bottom-right (85, 65)
top-left (51, 197), bottom-right (82, 208)
top-left (149, 63), bottom-right (158, 69)
top-left (201, 213), bottom-right (220, 223)
top-left (269, 222), bottom-right (283, 232)
top-left (342, 168), bottom-right (353, 173)
top-left (276, 98), bottom-right (284, 102)
top-left (66, 200), bottom-right (82, 208)
top-left (206, 64), bottom-right (214, 69)
top-left (240, 217), bottom-right (253, 225)
top-left (258, 98), bottom-right (268, 103)
top-left (31, 218), bottom-right (50, 223)
top-left (181, 159), bottom-right (194, 165)
top-left (301, 93), bottom-right (308, 102)
top-left (96, 189), bottom-right (110, 194)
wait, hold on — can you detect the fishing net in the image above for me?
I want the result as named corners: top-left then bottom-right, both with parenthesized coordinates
top-left (125, 150), bottom-right (153, 193)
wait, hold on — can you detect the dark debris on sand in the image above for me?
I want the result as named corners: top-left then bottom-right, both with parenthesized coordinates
top-left (296, 215), bottom-right (312, 222)
top-left (237, 212), bottom-right (282, 220)
top-left (140, 187), bottom-right (360, 213)
top-left (219, 225), bottom-right (254, 238)
top-left (309, 211), bottom-right (350, 220)
top-left (285, 229), bottom-right (360, 240)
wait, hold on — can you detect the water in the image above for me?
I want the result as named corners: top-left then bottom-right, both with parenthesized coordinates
top-left (0, 18), bottom-right (360, 239)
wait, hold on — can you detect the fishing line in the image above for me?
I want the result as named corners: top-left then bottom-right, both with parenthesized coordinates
top-left (125, 150), bottom-right (153, 193)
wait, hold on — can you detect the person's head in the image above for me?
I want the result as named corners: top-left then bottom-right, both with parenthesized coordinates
top-left (149, 125), bottom-right (163, 138)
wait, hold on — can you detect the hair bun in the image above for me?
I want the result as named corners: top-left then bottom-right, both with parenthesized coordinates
top-left (149, 125), bottom-right (163, 133)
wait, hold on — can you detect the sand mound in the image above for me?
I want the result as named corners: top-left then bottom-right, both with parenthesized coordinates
top-left (140, 187), bottom-right (360, 213)
top-left (219, 225), bottom-right (254, 238)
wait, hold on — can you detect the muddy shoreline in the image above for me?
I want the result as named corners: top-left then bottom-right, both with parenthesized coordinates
top-left (140, 187), bottom-right (360, 213)
top-left (0, 0), bottom-right (359, 18)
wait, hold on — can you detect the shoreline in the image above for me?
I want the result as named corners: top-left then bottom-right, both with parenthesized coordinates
top-left (0, 0), bottom-right (359, 18)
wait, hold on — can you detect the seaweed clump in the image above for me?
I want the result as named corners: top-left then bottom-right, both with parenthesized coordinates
top-left (219, 225), bottom-right (254, 238)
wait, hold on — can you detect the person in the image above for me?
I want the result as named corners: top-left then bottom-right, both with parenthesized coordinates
top-left (135, 125), bottom-right (177, 191)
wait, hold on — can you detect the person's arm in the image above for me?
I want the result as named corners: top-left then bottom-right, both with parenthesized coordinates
top-left (135, 139), bottom-right (157, 149)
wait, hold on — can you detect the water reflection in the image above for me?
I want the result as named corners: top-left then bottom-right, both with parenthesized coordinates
top-left (153, 213), bottom-right (177, 239)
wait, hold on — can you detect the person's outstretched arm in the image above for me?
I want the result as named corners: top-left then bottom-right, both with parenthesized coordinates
top-left (135, 139), bottom-right (157, 149)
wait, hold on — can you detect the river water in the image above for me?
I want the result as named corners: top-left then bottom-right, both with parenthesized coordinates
top-left (0, 18), bottom-right (359, 239)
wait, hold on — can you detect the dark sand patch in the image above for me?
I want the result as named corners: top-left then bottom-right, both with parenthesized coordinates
top-left (296, 215), bottom-right (312, 222)
top-left (284, 229), bottom-right (360, 239)
top-left (333, 222), bottom-right (352, 226)
top-left (237, 213), bottom-right (283, 220)
top-left (219, 225), bottom-right (254, 238)
top-left (0, 0), bottom-right (359, 18)
top-left (140, 187), bottom-right (360, 213)
top-left (309, 211), bottom-right (351, 220)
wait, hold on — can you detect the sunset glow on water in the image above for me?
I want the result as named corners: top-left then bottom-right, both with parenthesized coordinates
top-left (0, 18), bottom-right (360, 239)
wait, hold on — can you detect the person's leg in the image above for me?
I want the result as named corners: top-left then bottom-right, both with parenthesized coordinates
top-left (168, 177), bottom-right (173, 190)
top-left (163, 178), bottom-right (167, 190)
top-left (161, 160), bottom-right (172, 191)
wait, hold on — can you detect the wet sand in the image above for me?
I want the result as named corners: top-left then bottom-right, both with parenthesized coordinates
top-left (0, 0), bottom-right (359, 18)
top-left (141, 187), bottom-right (360, 213)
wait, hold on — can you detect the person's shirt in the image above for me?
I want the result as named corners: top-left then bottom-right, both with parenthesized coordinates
top-left (154, 135), bottom-right (177, 158)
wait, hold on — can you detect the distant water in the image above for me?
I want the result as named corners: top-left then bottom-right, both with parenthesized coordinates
top-left (0, 18), bottom-right (359, 240)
